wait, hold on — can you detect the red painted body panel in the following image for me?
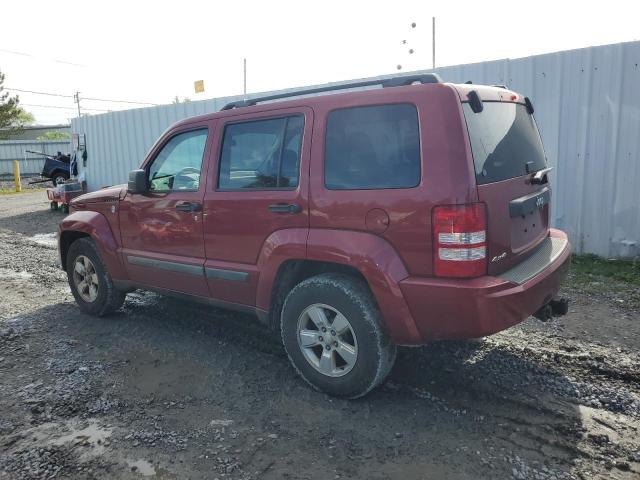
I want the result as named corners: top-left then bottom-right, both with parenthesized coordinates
top-left (59, 210), bottom-right (127, 280)
top-left (60, 81), bottom-right (572, 346)
top-left (399, 229), bottom-right (570, 342)
top-left (306, 229), bottom-right (422, 344)
top-left (201, 107), bottom-right (312, 305)
top-left (117, 120), bottom-right (213, 297)
top-left (308, 85), bottom-right (476, 277)
top-left (255, 228), bottom-right (308, 310)
top-left (203, 258), bottom-right (259, 306)
top-left (202, 107), bottom-right (312, 264)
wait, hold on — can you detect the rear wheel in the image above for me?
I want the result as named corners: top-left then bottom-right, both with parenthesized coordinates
top-left (281, 273), bottom-right (396, 398)
top-left (50, 201), bottom-right (58, 211)
top-left (66, 238), bottom-right (126, 316)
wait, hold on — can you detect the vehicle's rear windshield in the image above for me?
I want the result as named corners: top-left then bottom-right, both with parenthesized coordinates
top-left (463, 102), bottom-right (547, 185)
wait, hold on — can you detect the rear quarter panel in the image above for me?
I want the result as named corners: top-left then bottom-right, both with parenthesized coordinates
top-left (309, 84), bottom-right (477, 276)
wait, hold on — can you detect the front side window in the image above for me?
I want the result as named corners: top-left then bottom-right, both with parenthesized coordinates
top-left (148, 129), bottom-right (208, 191)
top-left (218, 115), bottom-right (304, 189)
top-left (325, 104), bottom-right (421, 190)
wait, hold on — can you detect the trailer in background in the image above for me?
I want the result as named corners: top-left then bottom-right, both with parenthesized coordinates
top-left (47, 182), bottom-right (84, 214)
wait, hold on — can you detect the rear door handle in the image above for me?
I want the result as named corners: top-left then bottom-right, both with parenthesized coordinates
top-left (175, 201), bottom-right (202, 212)
top-left (268, 203), bottom-right (302, 214)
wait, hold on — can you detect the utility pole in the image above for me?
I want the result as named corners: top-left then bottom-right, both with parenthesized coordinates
top-left (432, 17), bottom-right (436, 69)
top-left (243, 58), bottom-right (247, 98)
top-left (73, 91), bottom-right (81, 117)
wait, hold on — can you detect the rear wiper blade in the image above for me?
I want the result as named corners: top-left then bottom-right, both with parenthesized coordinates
top-left (530, 167), bottom-right (553, 184)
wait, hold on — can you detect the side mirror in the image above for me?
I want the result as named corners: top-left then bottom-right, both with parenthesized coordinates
top-left (128, 169), bottom-right (147, 194)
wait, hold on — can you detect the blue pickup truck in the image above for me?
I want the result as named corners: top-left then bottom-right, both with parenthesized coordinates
top-left (28, 150), bottom-right (72, 185)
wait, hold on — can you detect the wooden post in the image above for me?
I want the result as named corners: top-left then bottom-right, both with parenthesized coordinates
top-left (13, 160), bottom-right (21, 192)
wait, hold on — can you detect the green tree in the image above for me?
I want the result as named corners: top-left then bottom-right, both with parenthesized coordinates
top-left (36, 131), bottom-right (71, 141)
top-left (0, 70), bottom-right (35, 139)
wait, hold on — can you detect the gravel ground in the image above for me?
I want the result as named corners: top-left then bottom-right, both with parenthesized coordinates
top-left (1, 191), bottom-right (639, 479)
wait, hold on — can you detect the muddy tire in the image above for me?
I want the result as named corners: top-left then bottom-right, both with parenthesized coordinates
top-left (281, 273), bottom-right (396, 398)
top-left (66, 238), bottom-right (126, 316)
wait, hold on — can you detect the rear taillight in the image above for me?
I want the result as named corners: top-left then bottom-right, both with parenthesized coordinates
top-left (433, 203), bottom-right (487, 278)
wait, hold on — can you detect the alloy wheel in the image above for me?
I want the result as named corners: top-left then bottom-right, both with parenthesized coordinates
top-left (296, 303), bottom-right (358, 377)
top-left (72, 255), bottom-right (99, 303)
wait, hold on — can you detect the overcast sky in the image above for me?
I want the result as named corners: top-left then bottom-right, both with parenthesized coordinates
top-left (2, 0), bottom-right (639, 125)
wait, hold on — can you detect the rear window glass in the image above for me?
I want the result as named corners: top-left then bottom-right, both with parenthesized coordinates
top-left (325, 104), bottom-right (420, 190)
top-left (463, 102), bottom-right (547, 185)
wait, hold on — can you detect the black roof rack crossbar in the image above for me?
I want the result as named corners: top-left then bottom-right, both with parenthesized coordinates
top-left (220, 73), bottom-right (443, 110)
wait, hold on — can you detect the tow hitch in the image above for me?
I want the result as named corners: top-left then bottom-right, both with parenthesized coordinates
top-left (534, 297), bottom-right (569, 322)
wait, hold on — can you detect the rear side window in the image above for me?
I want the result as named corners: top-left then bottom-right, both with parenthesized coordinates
top-left (218, 115), bottom-right (304, 189)
top-left (325, 104), bottom-right (420, 190)
top-left (463, 102), bottom-right (547, 185)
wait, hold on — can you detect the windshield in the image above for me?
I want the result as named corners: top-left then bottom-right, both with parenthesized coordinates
top-left (463, 102), bottom-right (547, 185)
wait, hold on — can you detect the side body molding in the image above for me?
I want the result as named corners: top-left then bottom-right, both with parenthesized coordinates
top-left (58, 210), bottom-right (128, 280)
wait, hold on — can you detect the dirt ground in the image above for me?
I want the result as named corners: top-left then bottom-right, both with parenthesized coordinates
top-left (1, 191), bottom-right (639, 480)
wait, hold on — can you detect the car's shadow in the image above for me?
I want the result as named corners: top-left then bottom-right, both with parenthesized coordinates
top-left (0, 204), bottom-right (65, 236)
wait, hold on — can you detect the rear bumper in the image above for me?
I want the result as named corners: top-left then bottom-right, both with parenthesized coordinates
top-left (398, 229), bottom-right (571, 342)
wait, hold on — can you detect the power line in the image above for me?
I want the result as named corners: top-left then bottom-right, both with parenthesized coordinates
top-left (20, 103), bottom-right (110, 113)
top-left (0, 48), bottom-right (87, 67)
top-left (5, 87), bottom-right (73, 98)
top-left (6, 87), bottom-right (161, 106)
top-left (81, 95), bottom-right (160, 106)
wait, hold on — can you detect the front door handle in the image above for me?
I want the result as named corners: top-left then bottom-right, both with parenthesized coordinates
top-left (175, 201), bottom-right (202, 212)
top-left (268, 203), bottom-right (302, 214)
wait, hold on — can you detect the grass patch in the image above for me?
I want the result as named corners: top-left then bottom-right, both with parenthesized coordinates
top-left (0, 188), bottom-right (46, 195)
top-left (571, 254), bottom-right (640, 286)
top-left (568, 254), bottom-right (640, 308)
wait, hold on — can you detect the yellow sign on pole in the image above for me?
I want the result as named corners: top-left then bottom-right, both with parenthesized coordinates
top-left (194, 80), bottom-right (205, 94)
top-left (13, 160), bottom-right (21, 192)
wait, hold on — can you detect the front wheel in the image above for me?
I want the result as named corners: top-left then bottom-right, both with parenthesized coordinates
top-left (66, 238), bottom-right (126, 316)
top-left (280, 273), bottom-right (396, 398)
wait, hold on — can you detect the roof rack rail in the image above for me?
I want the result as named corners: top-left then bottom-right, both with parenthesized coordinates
top-left (493, 84), bottom-right (508, 89)
top-left (220, 73), bottom-right (443, 111)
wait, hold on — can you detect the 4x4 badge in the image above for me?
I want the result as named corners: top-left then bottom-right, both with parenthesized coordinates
top-left (491, 251), bottom-right (507, 262)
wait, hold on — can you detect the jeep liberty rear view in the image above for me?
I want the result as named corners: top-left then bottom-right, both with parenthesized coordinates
top-left (59, 74), bottom-right (571, 398)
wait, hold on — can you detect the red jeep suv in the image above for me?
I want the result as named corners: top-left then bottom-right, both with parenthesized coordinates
top-left (59, 74), bottom-right (571, 398)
